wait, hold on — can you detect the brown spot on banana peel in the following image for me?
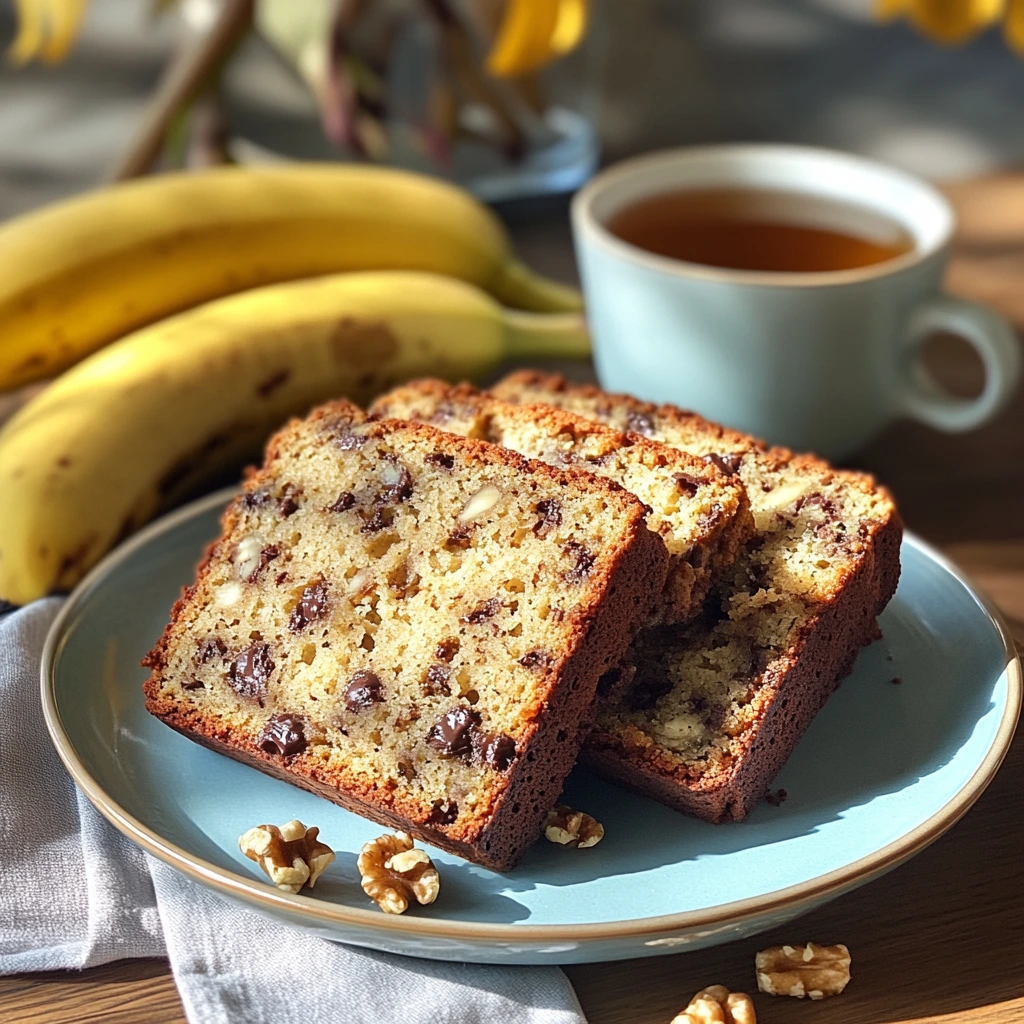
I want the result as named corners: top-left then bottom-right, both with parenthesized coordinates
top-left (54, 537), bottom-right (97, 591)
top-left (158, 431), bottom-right (236, 498)
top-left (329, 319), bottom-right (399, 370)
top-left (155, 421), bottom-right (270, 515)
top-left (14, 353), bottom-right (48, 373)
top-left (256, 369), bottom-right (291, 398)
top-left (110, 515), bottom-right (139, 550)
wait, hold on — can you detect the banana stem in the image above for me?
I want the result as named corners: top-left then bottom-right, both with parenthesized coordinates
top-left (491, 258), bottom-right (585, 313)
top-left (502, 309), bottom-right (590, 360)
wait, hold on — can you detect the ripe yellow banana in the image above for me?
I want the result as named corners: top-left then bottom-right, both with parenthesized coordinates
top-left (0, 164), bottom-right (583, 392)
top-left (0, 270), bottom-right (589, 605)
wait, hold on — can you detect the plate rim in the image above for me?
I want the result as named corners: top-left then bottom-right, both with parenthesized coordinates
top-left (41, 487), bottom-right (1022, 946)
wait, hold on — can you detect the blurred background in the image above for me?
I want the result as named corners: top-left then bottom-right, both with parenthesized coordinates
top-left (0, 0), bottom-right (1022, 547)
top-left (4, 0), bottom-right (1024, 216)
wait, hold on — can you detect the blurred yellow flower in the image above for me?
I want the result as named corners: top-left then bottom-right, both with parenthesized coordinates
top-left (10, 0), bottom-right (590, 79)
top-left (876, 0), bottom-right (1006, 42)
top-left (877, 0), bottom-right (1024, 54)
top-left (487, 0), bottom-right (589, 78)
top-left (1005, 0), bottom-right (1024, 50)
top-left (8, 0), bottom-right (88, 65)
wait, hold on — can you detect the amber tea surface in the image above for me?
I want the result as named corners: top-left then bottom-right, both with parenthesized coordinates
top-left (606, 187), bottom-right (915, 273)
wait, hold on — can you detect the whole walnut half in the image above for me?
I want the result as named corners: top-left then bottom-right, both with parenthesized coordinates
top-left (756, 943), bottom-right (852, 999)
top-left (671, 985), bottom-right (756, 1024)
top-left (238, 820), bottom-right (335, 893)
top-left (544, 804), bottom-right (604, 848)
top-left (358, 832), bottom-right (440, 914)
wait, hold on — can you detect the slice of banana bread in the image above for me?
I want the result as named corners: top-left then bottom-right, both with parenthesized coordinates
top-left (492, 372), bottom-right (902, 822)
top-left (370, 379), bottom-right (753, 628)
top-left (143, 400), bottom-right (668, 870)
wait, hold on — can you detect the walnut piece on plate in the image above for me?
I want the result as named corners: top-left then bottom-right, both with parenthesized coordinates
top-left (238, 819), bottom-right (335, 893)
top-left (756, 942), bottom-right (852, 999)
top-left (544, 804), bottom-right (604, 848)
top-left (671, 985), bottom-right (756, 1024)
top-left (358, 831), bottom-right (440, 914)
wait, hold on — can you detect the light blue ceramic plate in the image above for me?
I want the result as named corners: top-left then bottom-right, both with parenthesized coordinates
top-left (42, 489), bottom-right (1020, 965)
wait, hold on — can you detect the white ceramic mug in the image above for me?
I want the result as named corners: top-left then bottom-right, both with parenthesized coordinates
top-left (571, 144), bottom-right (1022, 459)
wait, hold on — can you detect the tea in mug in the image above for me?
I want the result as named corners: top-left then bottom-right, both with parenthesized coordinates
top-left (606, 187), bottom-right (915, 273)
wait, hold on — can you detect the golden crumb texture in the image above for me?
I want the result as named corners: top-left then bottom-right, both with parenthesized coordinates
top-left (493, 371), bottom-right (903, 822)
top-left (142, 399), bottom-right (668, 870)
top-left (370, 379), bottom-right (754, 628)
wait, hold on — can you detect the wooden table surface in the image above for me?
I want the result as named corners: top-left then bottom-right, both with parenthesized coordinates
top-left (3, 175), bottom-right (1024, 1024)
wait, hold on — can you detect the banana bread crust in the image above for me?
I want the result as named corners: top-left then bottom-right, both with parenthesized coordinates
top-left (493, 372), bottom-right (903, 822)
top-left (370, 378), bottom-right (754, 627)
top-left (582, 511), bottom-right (902, 820)
top-left (144, 400), bottom-right (669, 869)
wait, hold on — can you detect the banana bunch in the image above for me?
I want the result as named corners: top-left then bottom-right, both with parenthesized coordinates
top-left (0, 271), bottom-right (588, 605)
top-left (0, 164), bottom-right (582, 392)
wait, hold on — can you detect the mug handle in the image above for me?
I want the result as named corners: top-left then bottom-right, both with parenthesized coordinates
top-left (898, 294), bottom-right (1021, 432)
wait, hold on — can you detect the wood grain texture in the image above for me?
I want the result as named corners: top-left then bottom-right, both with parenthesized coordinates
top-left (569, 637), bottom-right (1024, 1024)
top-left (3, 177), bottom-right (1023, 1023)
top-left (0, 960), bottom-right (184, 1024)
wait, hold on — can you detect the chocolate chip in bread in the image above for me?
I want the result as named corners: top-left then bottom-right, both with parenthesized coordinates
top-left (370, 379), bottom-right (753, 628)
top-left (492, 372), bottom-right (902, 821)
top-left (143, 399), bottom-right (669, 869)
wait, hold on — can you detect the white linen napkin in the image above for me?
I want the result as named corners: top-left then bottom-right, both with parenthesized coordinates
top-left (0, 599), bottom-right (586, 1024)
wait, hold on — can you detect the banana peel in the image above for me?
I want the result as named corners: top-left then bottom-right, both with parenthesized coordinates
top-left (0, 270), bottom-right (589, 604)
top-left (0, 164), bottom-right (583, 392)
